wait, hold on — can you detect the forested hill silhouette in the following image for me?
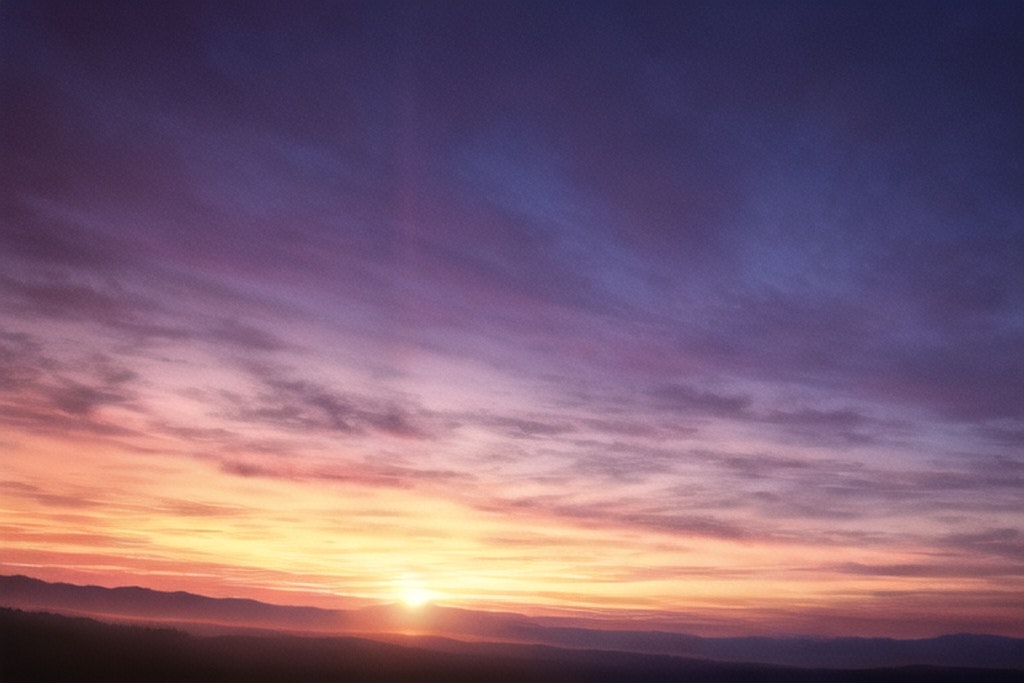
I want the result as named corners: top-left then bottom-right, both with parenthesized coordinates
top-left (2, 575), bottom-right (1022, 671)
top-left (3, 608), bottom-right (1021, 683)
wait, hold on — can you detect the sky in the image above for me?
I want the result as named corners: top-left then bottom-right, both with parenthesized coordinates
top-left (1, 0), bottom-right (1022, 638)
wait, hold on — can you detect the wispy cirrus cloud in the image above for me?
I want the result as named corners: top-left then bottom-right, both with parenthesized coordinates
top-left (941, 528), bottom-right (1024, 562)
top-left (0, 332), bottom-right (144, 437)
top-left (217, 366), bottom-right (430, 440)
top-left (649, 383), bottom-right (752, 419)
top-left (0, 481), bottom-right (102, 510)
top-left (0, 198), bottom-right (131, 269)
top-left (219, 457), bottom-right (471, 491)
top-left (829, 561), bottom-right (1024, 579)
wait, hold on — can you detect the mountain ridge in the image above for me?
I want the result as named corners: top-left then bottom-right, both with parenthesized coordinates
top-left (4, 607), bottom-right (1021, 683)
top-left (2, 574), bottom-right (1021, 670)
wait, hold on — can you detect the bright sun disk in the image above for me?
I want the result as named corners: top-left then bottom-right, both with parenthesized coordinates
top-left (401, 585), bottom-right (433, 608)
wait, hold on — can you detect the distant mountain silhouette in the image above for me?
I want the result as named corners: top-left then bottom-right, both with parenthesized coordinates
top-left (4, 608), bottom-right (1021, 683)
top-left (0, 573), bottom-right (342, 631)
top-left (2, 575), bottom-right (1022, 670)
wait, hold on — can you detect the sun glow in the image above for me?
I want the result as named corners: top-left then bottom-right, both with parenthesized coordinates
top-left (401, 585), bottom-right (434, 608)
top-left (395, 575), bottom-right (438, 609)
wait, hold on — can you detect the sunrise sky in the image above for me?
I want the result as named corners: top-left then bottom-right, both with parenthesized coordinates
top-left (1, 0), bottom-right (1022, 638)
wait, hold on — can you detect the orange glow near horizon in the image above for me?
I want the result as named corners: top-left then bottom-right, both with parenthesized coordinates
top-left (3, 423), bottom-right (1023, 639)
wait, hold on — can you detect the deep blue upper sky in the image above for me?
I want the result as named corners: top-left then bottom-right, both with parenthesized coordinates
top-left (4, 1), bottom-right (1020, 421)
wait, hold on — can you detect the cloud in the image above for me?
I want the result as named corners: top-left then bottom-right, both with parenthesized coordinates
top-left (0, 276), bottom-right (143, 325)
top-left (204, 319), bottom-right (290, 352)
top-left (733, 457), bottom-right (1003, 519)
top-left (877, 335), bottom-right (1024, 422)
top-left (566, 443), bottom-right (679, 484)
top-left (1, 267), bottom-right (295, 365)
top-left (759, 408), bottom-right (879, 447)
top-left (468, 413), bottom-right (576, 439)
top-left (0, 401), bottom-right (142, 438)
top-left (220, 460), bottom-right (283, 479)
top-left (645, 382), bottom-right (881, 445)
top-left (762, 407), bottom-right (869, 430)
top-left (579, 416), bottom-right (666, 438)
top-left (649, 384), bottom-right (752, 419)
top-left (701, 450), bottom-right (815, 479)
top-left (474, 490), bottom-right (758, 543)
top-left (155, 499), bottom-right (247, 518)
top-left (0, 198), bottom-right (129, 269)
top-left (221, 370), bottom-right (429, 439)
top-left (0, 329), bottom-right (150, 438)
top-left (0, 330), bottom-right (47, 390)
top-left (976, 426), bottom-right (1024, 447)
top-left (218, 456), bottom-right (470, 490)
top-left (942, 528), bottom-right (1024, 561)
top-left (0, 481), bottom-right (100, 509)
top-left (830, 561), bottom-right (1024, 579)
top-left (47, 381), bottom-right (132, 416)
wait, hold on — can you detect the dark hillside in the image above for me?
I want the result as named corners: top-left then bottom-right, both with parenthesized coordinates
top-left (2, 608), bottom-right (1020, 683)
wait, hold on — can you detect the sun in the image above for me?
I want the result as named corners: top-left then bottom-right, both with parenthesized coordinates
top-left (401, 585), bottom-right (433, 609)
top-left (395, 575), bottom-right (439, 609)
